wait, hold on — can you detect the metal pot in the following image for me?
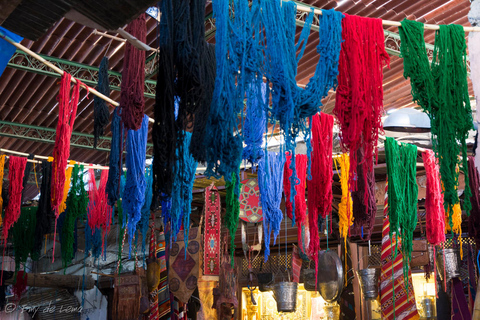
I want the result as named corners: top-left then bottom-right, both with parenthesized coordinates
top-left (356, 268), bottom-right (380, 300)
top-left (436, 248), bottom-right (461, 281)
top-left (302, 269), bottom-right (316, 291)
top-left (257, 273), bottom-right (274, 292)
top-left (271, 282), bottom-right (298, 312)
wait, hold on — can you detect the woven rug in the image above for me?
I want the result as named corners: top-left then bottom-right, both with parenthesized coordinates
top-left (169, 227), bottom-right (201, 303)
top-left (204, 185), bottom-right (221, 276)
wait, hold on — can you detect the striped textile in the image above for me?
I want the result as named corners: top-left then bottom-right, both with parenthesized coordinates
top-left (149, 224), bottom-right (159, 320)
top-left (380, 181), bottom-right (419, 320)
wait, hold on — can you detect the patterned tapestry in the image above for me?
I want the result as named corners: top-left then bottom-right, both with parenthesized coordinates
top-left (204, 185), bottom-right (221, 276)
top-left (169, 227), bottom-right (201, 303)
top-left (239, 178), bottom-right (263, 223)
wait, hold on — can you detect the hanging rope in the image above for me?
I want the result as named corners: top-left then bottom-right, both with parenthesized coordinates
top-left (120, 14), bottom-right (146, 131)
top-left (351, 147), bottom-right (376, 240)
top-left (334, 14), bottom-right (390, 192)
top-left (32, 160), bottom-right (53, 260)
top-left (52, 72), bottom-right (84, 216)
top-left (0, 155), bottom-right (5, 227)
top-left (106, 107), bottom-right (124, 206)
top-left (12, 207), bottom-right (36, 273)
top-left (61, 164), bottom-right (88, 270)
top-left (399, 19), bottom-right (473, 218)
top-left (385, 137), bottom-right (418, 283)
top-left (123, 115), bottom-right (149, 255)
top-left (94, 56), bottom-right (110, 148)
top-left (422, 150), bottom-right (446, 246)
top-left (258, 151), bottom-right (285, 261)
top-left (243, 81), bottom-right (267, 167)
top-left (3, 156), bottom-right (27, 241)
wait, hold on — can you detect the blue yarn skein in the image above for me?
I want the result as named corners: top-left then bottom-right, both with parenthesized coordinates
top-left (123, 115), bottom-right (149, 256)
top-left (138, 164), bottom-right (153, 265)
top-left (106, 107), bottom-right (124, 206)
top-left (243, 81), bottom-right (267, 167)
top-left (258, 151), bottom-right (285, 261)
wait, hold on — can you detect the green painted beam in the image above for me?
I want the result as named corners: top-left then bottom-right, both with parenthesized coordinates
top-left (7, 50), bottom-right (156, 99)
top-left (0, 120), bottom-right (153, 155)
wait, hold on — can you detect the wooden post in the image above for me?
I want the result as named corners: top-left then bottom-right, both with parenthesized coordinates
top-left (3, 272), bottom-right (95, 289)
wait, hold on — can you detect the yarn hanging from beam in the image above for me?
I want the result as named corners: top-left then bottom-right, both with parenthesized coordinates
top-left (106, 107), bottom-right (124, 206)
top-left (120, 14), bottom-right (146, 131)
top-left (225, 170), bottom-right (240, 262)
top-left (93, 56), bottom-right (110, 148)
top-left (258, 151), bottom-right (285, 261)
top-left (243, 81), bottom-right (267, 167)
top-left (61, 164), bottom-right (88, 270)
top-left (123, 115), bottom-right (149, 255)
top-left (399, 19), bottom-right (473, 218)
top-left (58, 160), bottom-right (75, 215)
top-left (3, 156), bottom-right (27, 241)
top-left (385, 137), bottom-right (418, 282)
top-left (32, 160), bottom-right (53, 260)
top-left (138, 164), bottom-right (153, 262)
top-left (335, 154), bottom-right (353, 243)
top-left (20, 154), bottom-right (34, 203)
top-left (333, 14), bottom-right (390, 192)
top-left (12, 207), bottom-right (36, 273)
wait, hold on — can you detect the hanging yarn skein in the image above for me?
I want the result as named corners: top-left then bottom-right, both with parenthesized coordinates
top-left (351, 147), bottom-right (376, 240)
top-left (170, 132), bottom-right (198, 244)
top-left (399, 19), bottom-right (473, 217)
top-left (51, 72), bottom-right (84, 216)
top-left (283, 154), bottom-right (308, 252)
top-left (94, 56), bottom-right (110, 148)
top-left (335, 154), bottom-right (354, 244)
top-left (58, 160), bottom-right (75, 215)
top-left (123, 115), bottom-right (149, 255)
top-left (120, 14), bottom-right (146, 131)
top-left (225, 169), bottom-right (240, 262)
top-left (468, 156), bottom-right (480, 250)
top-left (258, 151), bottom-right (285, 261)
top-left (385, 137), bottom-right (418, 282)
top-left (12, 207), bottom-right (36, 272)
top-left (106, 107), bottom-right (124, 206)
top-left (32, 160), bottom-right (53, 260)
top-left (21, 155), bottom-right (34, 203)
top-left (422, 150), bottom-right (446, 246)
top-left (243, 82), bottom-right (267, 167)
top-left (333, 14), bottom-right (390, 191)
top-left (3, 156), bottom-right (27, 241)
top-left (138, 164), bottom-right (153, 259)
top-left (61, 164), bottom-right (88, 270)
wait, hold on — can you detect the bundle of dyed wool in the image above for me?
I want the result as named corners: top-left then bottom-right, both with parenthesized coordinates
top-left (106, 107), bottom-right (124, 206)
top-left (138, 164), bottom-right (153, 259)
top-left (170, 132), bottom-right (198, 243)
top-left (0, 155), bottom-right (5, 225)
top-left (52, 72), bottom-right (83, 215)
top-left (123, 115), bottom-right (149, 254)
top-left (335, 154), bottom-right (353, 243)
top-left (3, 156), bottom-right (27, 241)
top-left (399, 20), bottom-right (473, 217)
top-left (61, 164), bottom-right (88, 269)
top-left (307, 113), bottom-right (333, 269)
top-left (258, 152), bottom-right (285, 261)
top-left (120, 14), bottom-right (146, 131)
top-left (12, 271), bottom-right (27, 300)
top-left (243, 81), bottom-right (267, 167)
top-left (58, 160), bottom-right (75, 215)
top-left (422, 150), bottom-right (446, 246)
top-left (225, 170), bottom-right (240, 261)
top-left (94, 56), bottom-right (110, 148)
top-left (333, 14), bottom-right (390, 190)
top-left (85, 223), bottom-right (103, 260)
top-left (283, 154), bottom-right (308, 252)
top-left (12, 207), bottom-right (36, 272)
top-left (351, 148), bottom-right (376, 240)
top-left (20, 154), bottom-right (34, 203)
top-left (32, 160), bottom-right (53, 260)
top-left (385, 137), bottom-right (418, 281)
top-left (468, 156), bottom-right (480, 249)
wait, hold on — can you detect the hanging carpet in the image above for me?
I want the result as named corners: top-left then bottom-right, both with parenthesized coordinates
top-left (203, 185), bottom-right (221, 276)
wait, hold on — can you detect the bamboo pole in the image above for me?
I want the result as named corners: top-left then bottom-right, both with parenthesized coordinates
top-left (0, 30), bottom-right (155, 124)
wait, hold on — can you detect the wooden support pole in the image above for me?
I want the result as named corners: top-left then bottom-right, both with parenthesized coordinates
top-left (3, 272), bottom-right (95, 290)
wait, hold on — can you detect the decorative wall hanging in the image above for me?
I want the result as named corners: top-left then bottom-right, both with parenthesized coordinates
top-left (283, 154), bottom-right (308, 252)
top-left (213, 241), bottom-right (238, 319)
top-left (239, 178), bottom-right (263, 223)
top-left (32, 160), bottom-right (52, 260)
top-left (258, 151), bottom-right (285, 260)
top-left (3, 156), bottom-right (27, 241)
top-left (333, 14), bottom-right (390, 191)
top-left (123, 115), bottom-right (149, 254)
top-left (203, 184), bottom-right (221, 276)
top-left (106, 107), bottom-right (124, 206)
top-left (351, 147), bottom-right (376, 240)
top-left (112, 273), bottom-right (142, 320)
top-left (120, 14), bottom-right (146, 131)
top-left (422, 150), bottom-right (446, 246)
top-left (52, 72), bottom-right (84, 216)
top-left (168, 227), bottom-right (201, 303)
top-left (385, 137), bottom-right (418, 282)
top-left (379, 182), bottom-right (419, 320)
top-left (93, 56), bottom-right (110, 148)
top-left (399, 19), bottom-right (473, 219)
